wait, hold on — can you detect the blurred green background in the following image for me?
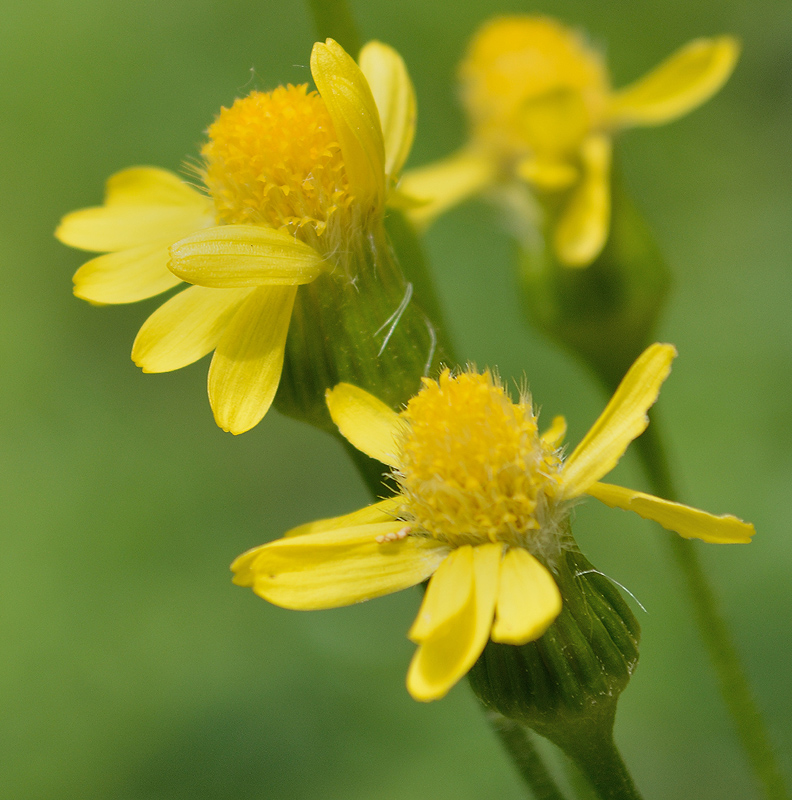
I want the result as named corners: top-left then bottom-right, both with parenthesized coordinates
top-left (2, 0), bottom-right (790, 797)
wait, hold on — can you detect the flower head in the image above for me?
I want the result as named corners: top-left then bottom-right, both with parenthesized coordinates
top-left (402, 15), bottom-right (739, 265)
top-left (232, 344), bottom-right (754, 701)
top-left (56, 40), bottom-right (416, 434)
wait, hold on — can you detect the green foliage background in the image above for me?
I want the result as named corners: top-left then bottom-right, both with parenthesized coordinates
top-left (2, 1), bottom-right (790, 797)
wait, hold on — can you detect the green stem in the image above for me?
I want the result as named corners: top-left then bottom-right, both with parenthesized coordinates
top-left (557, 731), bottom-right (643, 800)
top-left (635, 415), bottom-right (790, 800)
top-left (485, 713), bottom-right (570, 800)
top-left (305, 0), bottom-right (362, 55)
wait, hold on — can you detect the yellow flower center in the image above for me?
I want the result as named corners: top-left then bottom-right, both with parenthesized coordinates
top-left (396, 370), bottom-right (563, 554)
top-left (202, 84), bottom-right (354, 247)
top-left (459, 16), bottom-right (609, 164)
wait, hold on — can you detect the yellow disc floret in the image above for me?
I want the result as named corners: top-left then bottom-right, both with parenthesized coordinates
top-left (396, 370), bottom-right (563, 554)
top-left (459, 16), bottom-right (609, 162)
top-left (202, 84), bottom-right (354, 247)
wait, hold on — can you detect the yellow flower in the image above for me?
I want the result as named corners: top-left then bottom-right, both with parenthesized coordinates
top-left (232, 343), bottom-right (754, 701)
top-left (401, 16), bottom-right (739, 266)
top-left (56, 39), bottom-right (416, 434)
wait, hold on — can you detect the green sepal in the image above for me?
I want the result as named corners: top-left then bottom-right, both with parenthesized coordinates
top-left (468, 548), bottom-right (640, 746)
top-left (519, 168), bottom-right (671, 392)
top-left (274, 223), bottom-right (453, 435)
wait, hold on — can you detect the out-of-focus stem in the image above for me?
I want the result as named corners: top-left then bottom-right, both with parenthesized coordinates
top-left (635, 415), bottom-right (790, 800)
top-left (306, 0), bottom-right (362, 55)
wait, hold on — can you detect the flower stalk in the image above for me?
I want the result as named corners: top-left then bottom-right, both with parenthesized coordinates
top-left (635, 419), bottom-right (791, 800)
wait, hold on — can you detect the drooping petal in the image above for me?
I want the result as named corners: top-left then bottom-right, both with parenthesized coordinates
top-left (407, 543), bottom-right (501, 702)
top-left (73, 241), bottom-right (182, 305)
top-left (586, 482), bottom-right (755, 544)
top-left (358, 41), bottom-right (416, 182)
top-left (560, 343), bottom-right (676, 498)
top-left (491, 548), bottom-right (562, 645)
top-left (517, 158), bottom-right (579, 191)
top-left (400, 149), bottom-right (497, 230)
top-left (168, 225), bottom-right (324, 288)
top-left (408, 547), bottom-right (475, 643)
top-left (554, 134), bottom-right (611, 267)
top-left (285, 497), bottom-right (403, 537)
top-left (56, 167), bottom-right (213, 252)
top-left (541, 415), bottom-right (567, 447)
top-left (325, 383), bottom-right (405, 467)
top-left (231, 524), bottom-right (450, 608)
top-left (609, 36), bottom-right (740, 127)
top-left (311, 39), bottom-right (386, 209)
top-left (132, 285), bottom-right (251, 373)
top-left (208, 286), bottom-right (297, 434)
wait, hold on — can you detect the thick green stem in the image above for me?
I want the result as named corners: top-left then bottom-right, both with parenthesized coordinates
top-left (305, 0), bottom-right (362, 55)
top-left (557, 730), bottom-right (643, 800)
top-left (486, 713), bottom-right (570, 800)
top-left (636, 416), bottom-right (790, 800)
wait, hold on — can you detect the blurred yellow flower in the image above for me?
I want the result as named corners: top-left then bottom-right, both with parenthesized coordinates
top-left (232, 344), bottom-right (754, 702)
top-left (56, 39), bottom-right (416, 434)
top-left (402, 16), bottom-right (739, 265)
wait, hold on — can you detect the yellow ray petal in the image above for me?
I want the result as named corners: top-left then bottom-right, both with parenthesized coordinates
top-left (561, 343), bottom-right (677, 498)
top-left (132, 285), bottom-right (251, 373)
top-left (358, 41), bottom-right (416, 182)
top-left (408, 546), bottom-right (475, 643)
top-left (168, 225), bottom-right (324, 288)
top-left (208, 286), bottom-right (297, 434)
top-left (285, 497), bottom-right (403, 537)
top-left (554, 134), bottom-right (611, 267)
top-left (232, 524), bottom-right (450, 608)
top-left (541, 415), bottom-right (567, 447)
top-left (56, 167), bottom-right (213, 252)
top-left (491, 548), bottom-right (562, 644)
top-left (609, 36), bottom-right (740, 127)
top-left (586, 482), bottom-right (755, 544)
top-left (517, 158), bottom-right (579, 191)
top-left (73, 241), bottom-right (182, 305)
top-left (400, 149), bottom-right (497, 230)
top-left (325, 383), bottom-right (405, 467)
top-left (311, 39), bottom-right (386, 208)
top-left (407, 543), bottom-right (501, 702)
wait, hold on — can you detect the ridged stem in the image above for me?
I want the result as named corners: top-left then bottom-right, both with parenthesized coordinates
top-left (635, 415), bottom-right (790, 800)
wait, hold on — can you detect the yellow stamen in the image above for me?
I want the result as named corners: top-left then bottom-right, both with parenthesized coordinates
top-left (202, 84), bottom-right (354, 246)
top-left (396, 370), bottom-right (563, 553)
top-left (459, 16), bottom-right (609, 163)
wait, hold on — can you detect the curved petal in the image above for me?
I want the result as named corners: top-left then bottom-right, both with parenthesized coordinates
top-left (132, 285), bottom-right (251, 373)
top-left (609, 37), bottom-right (740, 127)
top-left (208, 286), bottom-right (297, 434)
top-left (311, 39), bottom-right (386, 209)
top-left (400, 149), bottom-right (497, 230)
top-left (358, 41), bottom-right (416, 182)
top-left (73, 241), bottom-right (182, 305)
top-left (491, 548), bottom-right (562, 645)
top-left (586, 482), bottom-right (755, 544)
top-left (231, 524), bottom-right (450, 608)
top-left (517, 158), bottom-right (578, 191)
top-left (554, 134), bottom-right (611, 267)
top-left (560, 343), bottom-right (677, 499)
top-left (541, 415), bottom-right (567, 447)
top-left (169, 225), bottom-right (324, 288)
top-left (285, 496), bottom-right (403, 537)
top-left (408, 546), bottom-right (474, 643)
top-left (325, 383), bottom-right (405, 467)
top-left (56, 167), bottom-right (213, 252)
top-left (407, 543), bottom-right (501, 702)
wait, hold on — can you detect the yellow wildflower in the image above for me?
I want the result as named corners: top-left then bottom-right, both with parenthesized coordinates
top-left (56, 40), bottom-right (416, 434)
top-left (401, 16), bottom-right (739, 265)
top-left (232, 344), bottom-right (754, 701)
